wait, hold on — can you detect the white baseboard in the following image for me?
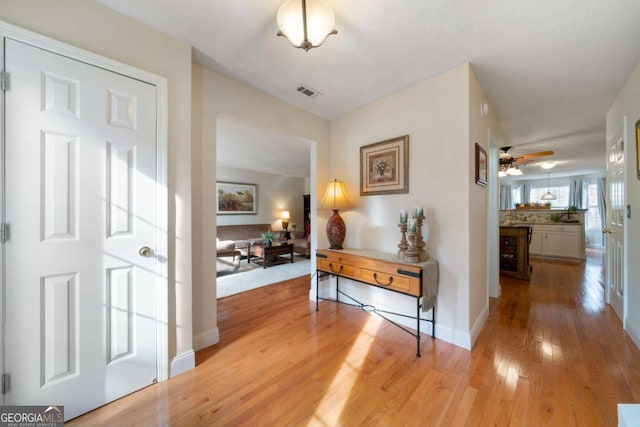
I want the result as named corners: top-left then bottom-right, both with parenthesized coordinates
top-left (626, 317), bottom-right (640, 351)
top-left (193, 327), bottom-right (220, 351)
top-left (170, 350), bottom-right (195, 378)
top-left (469, 304), bottom-right (489, 348)
top-left (434, 323), bottom-right (471, 351)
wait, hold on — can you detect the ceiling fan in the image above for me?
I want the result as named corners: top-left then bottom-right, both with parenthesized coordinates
top-left (499, 146), bottom-right (554, 176)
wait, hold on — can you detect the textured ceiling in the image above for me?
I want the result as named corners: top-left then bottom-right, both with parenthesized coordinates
top-left (96, 0), bottom-right (640, 180)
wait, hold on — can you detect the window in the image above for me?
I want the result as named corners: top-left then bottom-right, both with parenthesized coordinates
top-left (529, 185), bottom-right (570, 208)
top-left (511, 185), bottom-right (522, 208)
top-left (586, 182), bottom-right (601, 228)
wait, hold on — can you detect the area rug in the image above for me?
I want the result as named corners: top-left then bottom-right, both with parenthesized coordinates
top-left (217, 258), bottom-right (311, 298)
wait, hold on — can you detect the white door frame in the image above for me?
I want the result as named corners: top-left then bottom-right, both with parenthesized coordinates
top-left (0, 20), bottom-right (170, 391)
top-left (487, 129), bottom-right (500, 298)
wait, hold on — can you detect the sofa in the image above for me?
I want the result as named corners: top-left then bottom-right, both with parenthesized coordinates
top-left (217, 223), bottom-right (310, 258)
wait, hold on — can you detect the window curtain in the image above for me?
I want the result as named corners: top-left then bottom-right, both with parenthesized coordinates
top-left (569, 179), bottom-right (584, 208)
top-left (597, 177), bottom-right (606, 226)
top-left (522, 183), bottom-right (531, 204)
top-left (500, 184), bottom-right (512, 210)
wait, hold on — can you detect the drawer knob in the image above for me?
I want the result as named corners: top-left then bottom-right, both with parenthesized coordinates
top-left (373, 273), bottom-right (393, 287)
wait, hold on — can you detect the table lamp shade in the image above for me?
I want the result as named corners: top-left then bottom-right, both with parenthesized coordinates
top-left (281, 210), bottom-right (290, 229)
top-left (319, 179), bottom-right (352, 249)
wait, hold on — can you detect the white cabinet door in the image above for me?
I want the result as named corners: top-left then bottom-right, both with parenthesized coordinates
top-left (542, 226), bottom-right (582, 259)
top-left (529, 226), bottom-right (543, 255)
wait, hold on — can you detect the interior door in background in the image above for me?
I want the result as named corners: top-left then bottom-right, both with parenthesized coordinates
top-left (604, 118), bottom-right (625, 323)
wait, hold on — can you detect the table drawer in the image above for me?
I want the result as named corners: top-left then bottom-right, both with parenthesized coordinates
top-left (318, 259), bottom-right (356, 277)
top-left (360, 268), bottom-right (419, 295)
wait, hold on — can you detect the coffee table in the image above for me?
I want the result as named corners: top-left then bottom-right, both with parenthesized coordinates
top-left (249, 243), bottom-right (294, 269)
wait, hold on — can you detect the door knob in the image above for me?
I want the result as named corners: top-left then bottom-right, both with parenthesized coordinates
top-left (139, 246), bottom-right (153, 257)
top-left (602, 228), bottom-right (612, 234)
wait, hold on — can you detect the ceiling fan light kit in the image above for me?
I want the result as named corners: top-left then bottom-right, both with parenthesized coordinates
top-left (277, 0), bottom-right (337, 51)
top-left (498, 146), bottom-right (555, 178)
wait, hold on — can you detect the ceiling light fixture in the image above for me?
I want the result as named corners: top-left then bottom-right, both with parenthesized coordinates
top-left (540, 174), bottom-right (557, 201)
top-left (506, 165), bottom-right (523, 176)
top-left (499, 164), bottom-right (524, 177)
top-left (541, 162), bottom-right (555, 169)
top-left (276, 0), bottom-right (337, 51)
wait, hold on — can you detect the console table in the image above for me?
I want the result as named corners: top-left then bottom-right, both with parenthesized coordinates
top-left (315, 248), bottom-right (438, 357)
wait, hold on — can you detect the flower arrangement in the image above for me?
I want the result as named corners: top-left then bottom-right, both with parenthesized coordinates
top-left (374, 159), bottom-right (389, 176)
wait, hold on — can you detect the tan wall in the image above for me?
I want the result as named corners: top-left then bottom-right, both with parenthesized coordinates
top-left (191, 64), bottom-right (329, 350)
top-left (468, 66), bottom-right (503, 338)
top-left (329, 64), bottom-right (481, 348)
top-left (0, 0), bottom-right (194, 370)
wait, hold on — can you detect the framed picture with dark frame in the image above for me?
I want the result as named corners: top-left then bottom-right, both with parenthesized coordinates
top-left (475, 142), bottom-right (488, 187)
top-left (360, 135), bottom-right (409, 196)
top-left (636, 120), bottom-right (640, 180)
top-left (216, 181), bottom-right (257, 215)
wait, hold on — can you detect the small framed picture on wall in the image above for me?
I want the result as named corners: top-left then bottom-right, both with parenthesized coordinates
top-left (475, 143), bottom-right (487, 187)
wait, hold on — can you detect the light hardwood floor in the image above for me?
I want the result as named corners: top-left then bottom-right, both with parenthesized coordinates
top-left (69, 249), bottom-right (640, 426)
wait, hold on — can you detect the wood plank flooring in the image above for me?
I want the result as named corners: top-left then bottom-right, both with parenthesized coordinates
top-left (69, 249), bottom-right (640, 426)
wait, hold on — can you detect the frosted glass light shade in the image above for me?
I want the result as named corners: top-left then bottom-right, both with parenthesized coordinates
top-left (277, 0), bottom-right (337, 50)
top-left (506, 166), bottom-right (523, 176)
top-left (540, 191), bottom-right (557, 201)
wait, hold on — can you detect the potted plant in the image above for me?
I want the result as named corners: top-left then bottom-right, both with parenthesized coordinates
top-left (261, 230), bottom-right (275, 247)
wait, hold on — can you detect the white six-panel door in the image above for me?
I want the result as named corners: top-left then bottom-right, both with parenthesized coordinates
top-left (605, 119), bottom-right (625, 323)
top-left (4, 38), bottom-right (158, 420)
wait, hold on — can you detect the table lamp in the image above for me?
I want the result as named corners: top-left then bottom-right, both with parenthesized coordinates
top-left (281, 210), bottom-right (291, 239)
top-left (319, 179), bottom-right (352, 249)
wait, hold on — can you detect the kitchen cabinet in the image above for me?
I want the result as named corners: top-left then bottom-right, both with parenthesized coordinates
top-left (530, 227), bottom-right (543, 255)
top-left (530, 224), bottom-right (584, 261)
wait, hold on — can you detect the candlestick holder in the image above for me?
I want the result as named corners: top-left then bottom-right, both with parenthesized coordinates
top-left (397, 223), bottom-right (409, 259)
top-left (402, 216), bottom-right (428, 263)
top-left (414, 215), bottom-right (429, 262)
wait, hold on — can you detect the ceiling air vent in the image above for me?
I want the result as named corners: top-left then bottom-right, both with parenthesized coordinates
top-left (296, 85), bottom-right (322, 99)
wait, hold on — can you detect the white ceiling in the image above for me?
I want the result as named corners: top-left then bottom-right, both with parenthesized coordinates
top-left (96, 0), bottom-right (640, 181)
top-left (216, 116), bottom-right (311, 178)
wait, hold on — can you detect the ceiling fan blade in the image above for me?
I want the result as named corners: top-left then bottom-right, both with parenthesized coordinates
top-left (517, 150), bottom-right (554, 160)
top-left (513, 158), bottom-right (532, 165)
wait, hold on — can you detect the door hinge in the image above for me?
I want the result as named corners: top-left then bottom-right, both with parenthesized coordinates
top-left (0, 71), bottom-right (8, 91)
top-left (1, 223), bottom-right (9, 243)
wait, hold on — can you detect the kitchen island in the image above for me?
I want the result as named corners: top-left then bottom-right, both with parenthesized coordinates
top-left (500, 226), bottom-right (532, 280)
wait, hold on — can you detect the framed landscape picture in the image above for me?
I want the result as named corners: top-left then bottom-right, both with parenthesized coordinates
top-left (360, 135), bottom-right (409, 196)
top-left (217, 181), bottom-right (257, 215)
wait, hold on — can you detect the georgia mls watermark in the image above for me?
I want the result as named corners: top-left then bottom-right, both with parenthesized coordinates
top-left (0, 406), bottom-right (64, 427)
